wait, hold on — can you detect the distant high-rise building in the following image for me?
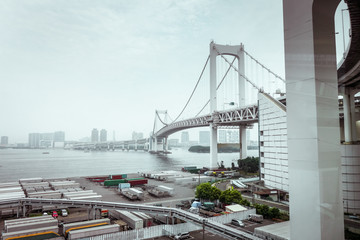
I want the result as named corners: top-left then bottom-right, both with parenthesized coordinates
top-left (219, 130), bottom-right (227, 143)
top-left (228, 130), bottom-right (239, 143)
top-left (54, 131), bottom-right (65, 142)
top-left (100, 129), bottom-right (107, 142)
top-left (199, 131), bottom-right (210, 146)
top-left (29, 133), bottom-right (40, 148)
top-left (1, 136), bottom-right (8, 145)
top-left (91, 128), bottom-right (99, 142)
top-left (132, 131), bottom-right (144, 140)
top-left (181, 131), bottom-right (189, 145)
top-left (168, 139), bottom-right (179, 147)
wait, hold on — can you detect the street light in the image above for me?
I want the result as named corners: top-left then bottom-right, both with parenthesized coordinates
top-left (223, 101), bottom-right (238, 110)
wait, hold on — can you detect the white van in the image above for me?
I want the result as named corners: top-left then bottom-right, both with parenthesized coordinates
top-left (174, 232), bottom-right (190, 239)
top-left (61, 209), bottom-right (68, 217)
top-left (231, 219), bottom-right (245, 227)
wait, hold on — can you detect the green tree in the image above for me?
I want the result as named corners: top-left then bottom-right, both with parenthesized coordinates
top-left (219, 189), bottom-right (242, 204)
top-left (210, 186), bottom-right (222, 201)
top-left (237, 157), bottom-right (259, 173)
top-left (239, 199), bottom-right (251, 207)
top-left (269, 207), bottom-right (280, 219)
top-left (256, 204), bottom-right (270, 218)
top-left (195, 182), bottom-right (222, 201)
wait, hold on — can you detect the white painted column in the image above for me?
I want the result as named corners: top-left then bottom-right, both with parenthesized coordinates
top-left (209, 41), bottom-right (218, 169)
top-left (238, 46), bottom-right (247, 159)
top-left (283, 0), bottom-right (344, 239)
top-left (154, 137), bottom-right (158, 153)
top-left (240, 126), bottom-right (247, 159)
top-left (342, 91), bottom-right (352, 142)
top-left (350, 90), bottom-right (357, 141)
top-left (238, 44), bottom-right (246, 107)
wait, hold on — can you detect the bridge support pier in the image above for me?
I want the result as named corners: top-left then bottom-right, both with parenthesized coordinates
top-left (209, 123), bottom-right (218, 169)
top-left (284, 0), bottom-right (344, 239)
top-left (239, 125), bottom-right (247, 159)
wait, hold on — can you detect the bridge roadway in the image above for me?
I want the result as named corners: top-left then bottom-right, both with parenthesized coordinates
top-left (1, 198), bottom-right (260, 240)
top-left (73, 95), bottom-right (358, 151)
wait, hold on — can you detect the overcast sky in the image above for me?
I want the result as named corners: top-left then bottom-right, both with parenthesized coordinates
top-left (0, 0), bottom-right (349, 143)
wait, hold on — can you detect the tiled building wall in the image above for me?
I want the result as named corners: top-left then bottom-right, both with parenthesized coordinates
top-left (258, 93), bottom-right (289, 192)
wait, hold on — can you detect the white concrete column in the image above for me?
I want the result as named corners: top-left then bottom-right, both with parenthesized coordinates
top-left (283, 0), bottom-right (344, 239)
top-left (164, 137), bottom-right (169, 152)
top-left (154, 137), bottom-right (158, 152)
top-left (238, 45), bottom-right (247, 159)
top-left (342, 91), bottom-right (352, 142)
top-left (238, 44), bottom-right (246, 107)
top-left (240, 126), bottom-right (247, 159)
top-left (350, 90), bottom-right (357, 141)
top-left (210, 41), bottom-right (218, 169)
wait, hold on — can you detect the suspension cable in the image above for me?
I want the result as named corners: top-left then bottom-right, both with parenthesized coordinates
top-left (214, 47), bottom-right (260, 91)
top-left (156, 111), bottom-right (169, 126)
top-left (195, 56), bottom-right (237, 117)
top-left (243, 50), bottom-right (285, 83)
top-left (171, 55), bottom-right (210, 123)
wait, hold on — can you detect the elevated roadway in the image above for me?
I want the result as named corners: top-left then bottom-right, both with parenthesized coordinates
top-left (1, 198), bottom-right (260, 240)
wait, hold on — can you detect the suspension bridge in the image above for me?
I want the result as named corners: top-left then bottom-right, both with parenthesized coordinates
top-left (74, 30), bottom-right (360, 171)
top-left (73, 41), bottom-right (286, 167)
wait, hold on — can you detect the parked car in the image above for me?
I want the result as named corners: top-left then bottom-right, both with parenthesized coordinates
top-left (174, 232), bottom-right (190, 239)
top-left (42, 212), bottom-right (48, 216)
top-left (231, 219), bottom-right (245, 227)
top-left (61, 209), bottom-right (68, 217)
top-left (52, 211), bottom-right (58, 218)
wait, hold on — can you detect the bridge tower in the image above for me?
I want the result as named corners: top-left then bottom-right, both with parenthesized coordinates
top-left (150, 110), bottom-right (170, 154)
top-left (209, 42), bottom-right (247, 169)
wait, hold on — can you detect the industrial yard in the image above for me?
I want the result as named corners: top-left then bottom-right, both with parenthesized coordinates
top-left (0, 169), bottom-right (278, 240)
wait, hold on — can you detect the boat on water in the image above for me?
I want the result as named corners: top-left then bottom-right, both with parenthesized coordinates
top-left (42, 152), bottom-right (50, 154)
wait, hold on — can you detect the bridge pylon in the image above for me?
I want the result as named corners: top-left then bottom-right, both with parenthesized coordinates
top-left (209, 41), bottom-right (247, 169)
top-left (150, 110), bottom-right (171, 154)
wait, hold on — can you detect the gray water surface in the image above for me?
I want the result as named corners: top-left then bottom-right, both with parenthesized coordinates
top-left (0, 148), bottom-right (258, 182)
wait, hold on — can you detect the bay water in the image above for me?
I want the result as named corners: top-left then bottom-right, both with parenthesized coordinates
top-left (0, 148), bottom-right (258, 182)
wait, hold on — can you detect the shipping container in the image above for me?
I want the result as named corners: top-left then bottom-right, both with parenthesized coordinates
top-left (157, 185), bottom-right (174, 196)
top-left (6, 218), bottom-right (58, 233)
top-left (0, 182), bottom-right (21, 188)
top-left (5, 215), bottom-right (53, 226)
top-left (19, 178), bottom-right (43, 184)
top-left (62, 219), bottom-right (110, 236)
top-left (120, 189), bottom-right (138, 200)
top-left (2, 226), bottom-right (59, 240)
top-left (182, 166), bottom-right (197, 171)
top-left (109, 210), bottom-right (143, 230)
top-left (109, 174), bottom-right (127, 179)
top-left (132, 212), bottom-right (153, 227)
top-left (127, 179), bottom-right (148, 187)
top-left (118, 183), bottom-right (131, 190)
top-left (67, 224), bottom-right (119, 240)
top-left (104, 179), bottom-right (127, 186)
top-left (68, 195), bottom-right (102, 200)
